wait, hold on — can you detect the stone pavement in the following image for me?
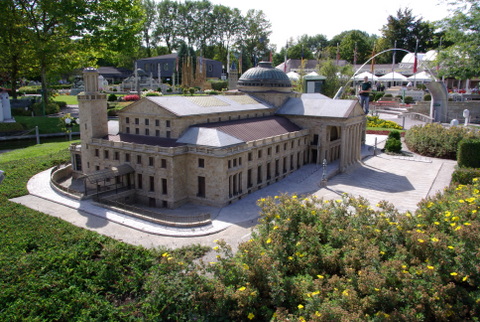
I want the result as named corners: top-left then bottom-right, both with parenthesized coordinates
top-left (10, 132), bottom-right (457, 252)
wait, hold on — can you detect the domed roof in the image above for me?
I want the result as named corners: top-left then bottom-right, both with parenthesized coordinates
top-left (238, 61), bottom-right (291, 91)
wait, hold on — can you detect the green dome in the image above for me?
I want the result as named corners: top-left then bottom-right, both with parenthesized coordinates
top-left (238, 61), bottom-right (291, 90)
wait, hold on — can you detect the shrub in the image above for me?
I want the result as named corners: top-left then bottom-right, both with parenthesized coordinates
top-left (384, 137), bottom-right (402, 153)
top-left (367, 116), bottom-right (403, 130)
top-left (451, 167), bottom-right (480, 184)
top-left (404, 96), bottom-right (414, 104)
top-left (388, 129), bottom-right (401, 140)
top-left (145, 91), bottom-right (161, 96)
top-left (209, 80), bottom-right (228, 91)
top-left (204, 89), bottom-right (219, 95)
top-left (123, 94), bottom-right (140, 101)
top-left (405, 123), bottom-right (480, 159)
top-left (107, 93), bottom-right (117, 102)
top-left (31, 101), bottom-right (60, 115)
top-left (384, 93), bottom-right (392, 97)
top-left (0, 122), bottom-right (24, 133)
top-left (424, 94), bottom-right (432, 101)
top-left (56, 101), bottom-right (67, 109)
top-left (457, 139), bottom-right (480, 168)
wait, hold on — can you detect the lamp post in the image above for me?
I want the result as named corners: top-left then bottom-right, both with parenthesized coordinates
top-left (463, 109), bottom-right (470, 127)
top-left (321, 158), bottom-right (328, 187)
top-left (65, 117), bottom-right (72, 141)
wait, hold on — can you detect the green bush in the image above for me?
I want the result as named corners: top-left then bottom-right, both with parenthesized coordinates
top-left (0, 122), bottom-right (24, 133)
top-left (56, 101), bottom-right (67, 109)
top-left (107, 93), bottom-right (117, 102)
top-left (405, 123), bottom-right (480, 159)
top-left (209, 80), bottom-right (228, 91)
top-left (457, 139), bottom-right (480, 168)
top-left (384, 93), bottom-right (392, 97)
top-left (388, 129), bottom-right (401, 140)
top-left (372, 91), bottom-right (384, 101)
top-left (199, 186), bottom-right (480, 320)
top-left (451, 167), bottom-right (480, 185)
top-left (385, 138), bottom-right (402, 153)
top-left (31, 101), bottom-right (60, 115)
top-left (404, 96), bottom-right (414, 104)
top-left (424, 94), bottom-right (432, 101)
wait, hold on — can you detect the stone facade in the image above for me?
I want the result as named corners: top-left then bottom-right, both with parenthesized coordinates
top-left (71, 64), bottom-right (365, 209)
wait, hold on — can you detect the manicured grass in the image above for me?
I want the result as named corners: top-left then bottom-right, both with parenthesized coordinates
top-left (14, 116), bottom-right (79, 134)
top-left (53, 94), bottom-right (78, 105)
top-left (0, 141), bottom-right (76, 163)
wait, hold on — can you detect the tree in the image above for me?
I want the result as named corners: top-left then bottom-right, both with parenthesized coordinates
top-left (380, 8), bottom-right (436, 62)
top-left (141, 0), bottom-right (158, 58)
top-left (318, 59), bottom-right (353, 98)
top-left (438, 0), bottom-right (480, 80)
top-left (239, 9), bottom-right (272, 67)
top-left (338, 30), bottom-right (373, 64)
top-left (154, 0), bottom-right (180, 53)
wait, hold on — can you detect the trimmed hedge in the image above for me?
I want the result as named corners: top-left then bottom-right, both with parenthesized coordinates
top-left (452, 167), bottom-right (480, 185)
top-left (457, 139), bottom-right (480, 168)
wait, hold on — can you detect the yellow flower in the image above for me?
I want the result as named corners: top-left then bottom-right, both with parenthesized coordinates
top-left (266, 238), bottom-right (272, 244)
top-left (374, 288), bottom-right (380, 292)
top-left (213, 246), bottom-right (219, 250)
top-left (455, 226), bottom-right (462, 231)
top-left (450, 272), bottom-right (458, 276)
top-left (464, 222), bottom-right (471, 226)
top-left (431, 237), bottom-right (439, 242)
top-left (434, 221), bottom-right (440, 225)
top-left (238, 286), bottom-right (246, 291)
top-left (248, 313), bottom-right (255, 320)
top-left (445, 211), bottom-right (451, 217)
top-left (317, 275), bottom-right (325, 279)
top-left (312, 290), bottom-right (320, 296)
top-left (463, 275), bottom-right (469, 282)
top-left (162, 252), bottom-right (169, 257)
top-left (448, 245), bottom-right (455, 250)
top-left (298, 304), bottom-right (304, 309)
top-left (380, 251), bottom-right (385, 255)
top-left (315, 311), bottom-right (322, 317)
top-left (427, 265), bottom-right (434, 270)
top-left (458, 199), bottom-right (465, 203)
top-left (292, 195), bottom-right (297, 199)
top-left (273, 225), bottom-right (279, 230)
top-left (418, 239), bottom-right (425, 243)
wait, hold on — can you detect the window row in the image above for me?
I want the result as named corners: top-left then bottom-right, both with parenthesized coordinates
top-left (247, 138), bottom-right (308, 162)
top-left (137, 173), bottom-right (168, 195)
top-left (126, 117), bottom-right (171, 128)
top-left (125, 127), bottom-right (171, 138)
top-left (94, 149), bottom-right (168, 168)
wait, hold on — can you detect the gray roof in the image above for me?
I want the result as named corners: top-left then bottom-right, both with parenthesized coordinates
top-left (277, 93), bottom-right (357, 118)
top-left (146, 95), bottom-right (270, 116)
top-left (177, 116), bottom-right (302, 148)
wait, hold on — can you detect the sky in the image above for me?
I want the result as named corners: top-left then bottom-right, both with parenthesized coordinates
top-left (208, 0), bottom-right (454, 49)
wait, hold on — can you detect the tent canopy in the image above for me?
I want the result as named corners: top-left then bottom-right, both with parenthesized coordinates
top-left (378, 71), bottom-right (407, 82)
top-left (407, 71), bottom-right (433, 82)
top-left (353, 71), bottom-right (378, 81)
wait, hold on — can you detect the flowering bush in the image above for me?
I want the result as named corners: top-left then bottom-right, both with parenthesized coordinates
top-left (196, 183), bottom-right (480, 320)
top-left (367, 116), bottom-right (403, 130)
top-left (123, 94), bottom-right (140, 101)
top-left (405, 123), bottom-right (480, 159)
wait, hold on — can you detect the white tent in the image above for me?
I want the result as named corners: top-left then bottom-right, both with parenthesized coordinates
top-left (286, 71), bottom-right (300, 81)
top-left (407, 71), bottom-right (433, 82)
top-left (353, 71), bottom-right (378, 81)
top-left (306, 71), bottom-right (319, 77)
top-left (378, 71), bottom-right (408, 83)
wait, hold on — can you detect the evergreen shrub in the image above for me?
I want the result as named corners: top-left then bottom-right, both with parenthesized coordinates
top-left (452, 167), bottom-right (480, 185)
top-left (457, 139), bottom-right (480, 168)
top-left (31, 102), bottom-right (60, 115)
top-left (385, 130), bottom-right (402, 153)
top-left (108, 93), bottom-right (117, 102)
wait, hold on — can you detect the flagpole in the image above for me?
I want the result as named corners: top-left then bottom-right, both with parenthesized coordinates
top-left (392, 40), bottom-right (396, 86)
top-left (413, 38), bottom-right (419, 88)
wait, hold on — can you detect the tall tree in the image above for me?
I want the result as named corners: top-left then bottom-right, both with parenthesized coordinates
top-left (240, 9), bottom-right (272, 67)
top-left (154, 0), bottom-right (180, 53)
top-left (318, 59), bottom-right (353, 98)
top-left (338, 30), bottom-right (373, 64)
top-left (438, 0), bottom-right (480, 80)
top-left (380, 8), bottom-right (435, 62)
top-left (142, 0), bottom-right (158, 57)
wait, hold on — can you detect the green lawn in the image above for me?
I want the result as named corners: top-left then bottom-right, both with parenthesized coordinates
top-left (14, 116), bottom-right (79, 134)
top-left (53, 94), bottom-right (78, 105)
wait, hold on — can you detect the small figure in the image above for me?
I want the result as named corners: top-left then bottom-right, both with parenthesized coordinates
top-left (359, 76), bottom-right (372, 114)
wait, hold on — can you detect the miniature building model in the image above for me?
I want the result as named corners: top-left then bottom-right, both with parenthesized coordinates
top-left (71, 62), bottom-right (366, 209)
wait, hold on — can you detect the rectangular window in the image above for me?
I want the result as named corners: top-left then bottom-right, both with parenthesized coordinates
top-left (155, 130), bottom-right (160, 137)
top-left (248, 152), bottom-right (252, 161)
top-left (198, 158), bottom-right (205, 168)
top-left (137, 155), bottom-right (142, 164)
top-left (125, 153), bottom-right (130, 162)
top-left (137, 173), bottom-right (142, 189)
top-left (114, 151), bottom-right (119, 161)
top-left (247, 169), bottom-right (252, 188)
top-left (257, 165), bottom-right (262, 184)
top-left (126, 127), bottom-right (130, 134)
top-left (228, 160), bottom-right (231, 169)
top-left (104, 150), bottom-right (109, 159)
top-left (145, 128), bottom-right (150, 136)
top-left (276, 145), bottom-right (280, 153)
top-left (267, 162), bottom-right (271, 180)
top-left (239, 157), bottom-right (242, 166)
top-left (233, 158), bottom-right (237, 167)
top-left (283, 157), bottom-right (287, 173)
top-left (268, 147), bottom-right (271, 155)
top-left (149, 176), bottom-right (155, 192)
top-left (149, 156), bottom-right (154, 166)
top-left (258, 149), bottom-right (262, 158)
top-left (155, 119), bottom-right (160, 126)
top-left (161, 159), bottom-right (167, 168)
top-left (166, 131), bottom-right (171, 138)
top-left (135, 118), bottom-right (139, 125)
top-left (145, 118), bottom-right (149, 125)
top-left (166, 120), bottom-right (171, 127)
top-left (284, 143), bottom-right (287, 150)
top-left (126, 117), bottom-right (130, 124)
top-left (95, 149), bottom-right (99, 157)
top-left (96, 165), bottom-right (100, 171)
top-left (162, 178), bottom-right (167, 195)
top-left (197, 176), bottom-right (205, 197)
top-left (135, 128), bottom-right (139, 135)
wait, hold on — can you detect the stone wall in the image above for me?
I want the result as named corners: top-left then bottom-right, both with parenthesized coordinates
top-left (410, 101), bottom-right (480, 124)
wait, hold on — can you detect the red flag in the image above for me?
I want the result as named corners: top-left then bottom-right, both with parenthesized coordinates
top-left (413, 53), bottom-right (418, 74)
